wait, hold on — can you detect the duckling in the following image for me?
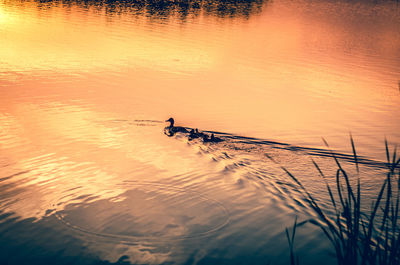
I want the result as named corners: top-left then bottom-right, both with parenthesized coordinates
top-left (210, 133), bottom-right (223, 142)
top-left (195, 128), bottom-right (204, 138)
top-left (188, 129), bottom-right (196, 140)
top-left (203, 133), bottom-right (223, 143)
top-left (188, 129), bottom-right (199, 141)
top-left (188, 128), bottom-right (205, 140)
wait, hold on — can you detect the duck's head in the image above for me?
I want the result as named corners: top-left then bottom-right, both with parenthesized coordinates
top-left (165, 117), bottom-right (174, 127)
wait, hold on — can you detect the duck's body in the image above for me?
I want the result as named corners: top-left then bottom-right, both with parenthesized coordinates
top-left (168, 126), bottom-right (189, 133)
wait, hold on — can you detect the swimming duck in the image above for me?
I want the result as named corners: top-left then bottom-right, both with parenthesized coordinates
top-left (195, 128), bottom-right (203, 137)
top-left (188, 129), bottom-right (196, 140)
top-left (188, 128), bottom-right (205, 140)
top-left (164, 117), bottom-right (189, 135)
top-left (203, 133), bottom-right (223, 143)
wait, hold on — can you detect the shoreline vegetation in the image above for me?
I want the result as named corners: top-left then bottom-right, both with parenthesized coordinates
top-left (275, 137), bottom-right (400, 265)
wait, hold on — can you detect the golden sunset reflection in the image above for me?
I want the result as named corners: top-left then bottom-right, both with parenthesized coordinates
top-left (0, 2), bottom-right (219, 74)
top-left (0, 100), bottom-right (218, 221)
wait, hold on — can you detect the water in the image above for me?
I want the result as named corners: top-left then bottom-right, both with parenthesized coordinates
top-left (0, 0), bottom-right (399, 264)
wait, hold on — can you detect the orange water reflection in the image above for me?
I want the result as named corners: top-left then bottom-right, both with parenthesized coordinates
top-left (1, 0), bottom-right (399, 156)
top-left (0, 100), bottom-right (220, 220)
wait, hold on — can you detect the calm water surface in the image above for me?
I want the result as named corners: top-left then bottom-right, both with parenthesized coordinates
top-left (0, 0), bottom-right (399, 264)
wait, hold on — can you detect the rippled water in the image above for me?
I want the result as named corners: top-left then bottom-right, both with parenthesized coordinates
top-left (0, 0), bottom-right (399, 264)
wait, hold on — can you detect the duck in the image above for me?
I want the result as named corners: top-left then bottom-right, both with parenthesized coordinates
top-left (188, 129), bottom-right (196, 140)
top-left (203, 133), bottom-right (223, 143)
top-left (188, 128), bottom-right (205, 140)
top-left (195, 128), bottom-right (203, 137)
top-left (164, 117), bottom-right (189, 135)
top-left (210, 133), bottom-right (223, 142)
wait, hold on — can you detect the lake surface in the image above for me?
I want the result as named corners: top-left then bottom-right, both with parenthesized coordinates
top-left (0, 0), bottom-right (399, 264)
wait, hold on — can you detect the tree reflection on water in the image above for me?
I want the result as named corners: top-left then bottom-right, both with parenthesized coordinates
top-left (20, 0), bottom-right (267, 20)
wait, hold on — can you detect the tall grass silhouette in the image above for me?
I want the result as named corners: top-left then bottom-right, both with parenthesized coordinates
top-left (275, 137), bottom-right (400, 265)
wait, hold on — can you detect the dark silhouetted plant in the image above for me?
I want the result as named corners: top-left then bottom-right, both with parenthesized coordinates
top-left (278, 137), bottom-right (400, 265)
top-left (286, 216), bottom-right (300, 265)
